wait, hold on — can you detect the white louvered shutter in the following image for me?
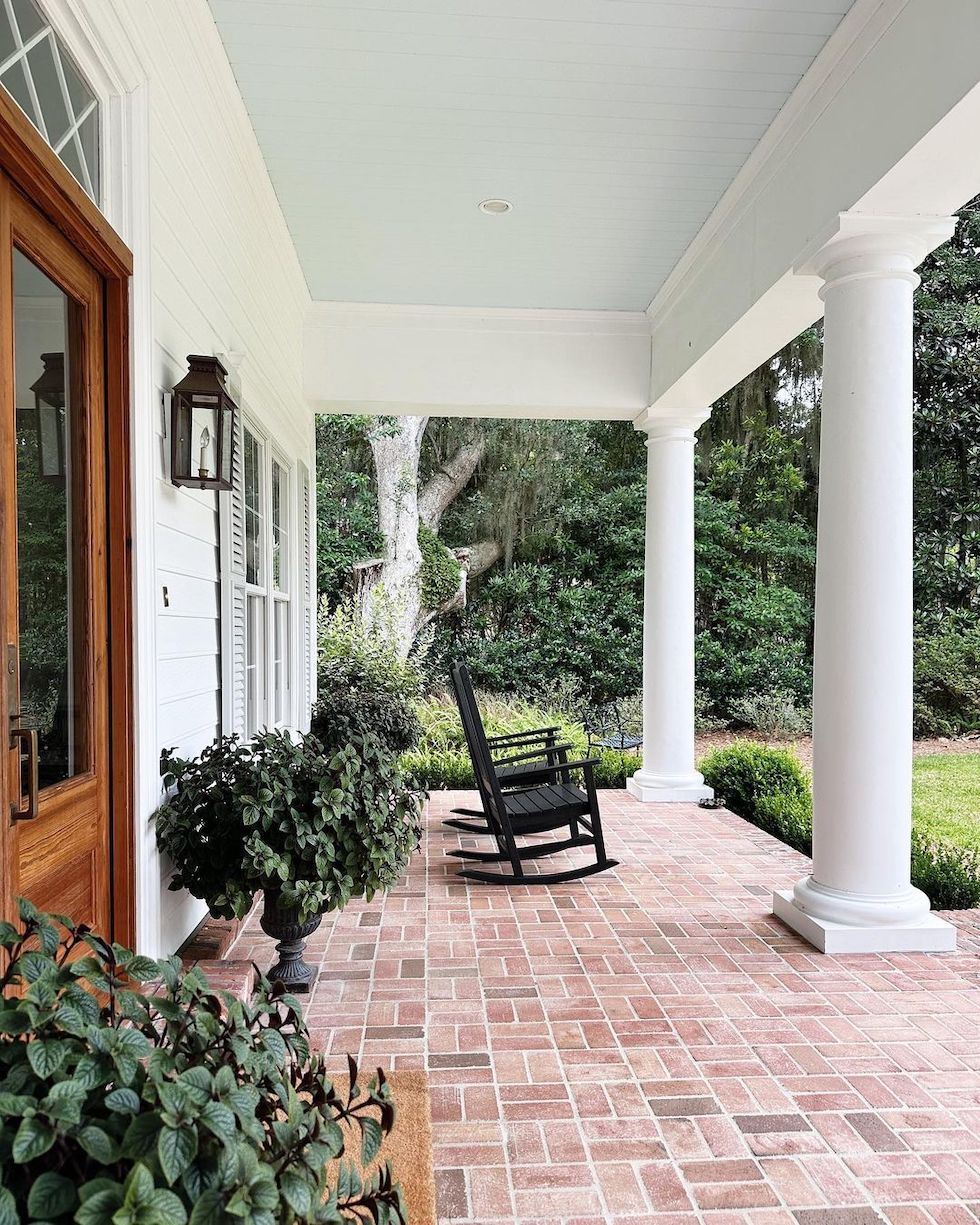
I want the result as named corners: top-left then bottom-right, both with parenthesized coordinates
top-left (299, 461), bottom-right (315, 730)
top-left (220, 412), bottom-right (247, 736)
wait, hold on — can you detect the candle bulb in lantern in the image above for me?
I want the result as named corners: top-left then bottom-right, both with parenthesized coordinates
top-left (198, 425), bottom-right (211, 482)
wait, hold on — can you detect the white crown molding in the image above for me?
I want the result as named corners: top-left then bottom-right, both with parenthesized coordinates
top-left (646, 0), bottom-right (909, 324)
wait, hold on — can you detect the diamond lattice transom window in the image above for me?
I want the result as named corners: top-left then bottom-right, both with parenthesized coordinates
top-left (0, 0), bottom-right (99, 200)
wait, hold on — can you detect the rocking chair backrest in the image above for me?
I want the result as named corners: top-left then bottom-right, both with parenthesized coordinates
top-left (450, 663), bottom-right (508, 838)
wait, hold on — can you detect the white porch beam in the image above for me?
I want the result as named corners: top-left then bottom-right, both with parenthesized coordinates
top-left (773, 215), bottom-right (957, 956)
top-left (304, 304), bottom-right (652, 421)
top-left (627, 410), bottom-right (712, 805)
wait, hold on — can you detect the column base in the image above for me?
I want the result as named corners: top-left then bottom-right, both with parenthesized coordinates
top-left (626, 770), bottom-right (714, 804)
top-left (773, 888), bottom-right (956, 954)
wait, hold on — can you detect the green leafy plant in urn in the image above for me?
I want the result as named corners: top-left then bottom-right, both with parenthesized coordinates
top-left (156, 729), bottom-right (422, 992)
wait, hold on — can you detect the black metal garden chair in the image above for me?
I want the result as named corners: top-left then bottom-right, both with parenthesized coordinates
top-left (584, 700), bottom-right (643, 755)
top-left (445, 662), bottom-right (618, 886)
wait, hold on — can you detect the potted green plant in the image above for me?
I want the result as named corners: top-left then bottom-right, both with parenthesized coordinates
top-left (156, 729), bottom-right (422, 991)
top-left (0, 900), bottom-right (406, 1224)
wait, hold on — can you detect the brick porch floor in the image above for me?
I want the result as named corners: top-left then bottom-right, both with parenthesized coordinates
top-left (231, 790), bottom-right (980, 1225)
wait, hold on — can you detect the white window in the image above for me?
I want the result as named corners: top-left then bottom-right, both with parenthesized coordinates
top-left (243, 429), bottom-right (267, 734)
top-left (0, 0), bottom-right (100, 200)
top-left (222, 420), bottom-right (304, 737)
top-left (270, 458), bottom-right (290, 728)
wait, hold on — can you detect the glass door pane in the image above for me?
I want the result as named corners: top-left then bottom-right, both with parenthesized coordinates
top-left (13, 248), bottom-right (88, 788)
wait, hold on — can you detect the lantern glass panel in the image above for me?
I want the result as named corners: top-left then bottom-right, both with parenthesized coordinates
top-left (191, 395), bottom-right (219, 482)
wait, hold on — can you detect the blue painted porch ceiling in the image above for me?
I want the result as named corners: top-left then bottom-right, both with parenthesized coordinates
top-left (208, 0), bottom-right (855, 311)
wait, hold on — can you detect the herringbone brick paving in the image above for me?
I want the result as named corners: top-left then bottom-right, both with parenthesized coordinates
top-left (231, 790), bottom-right (980, 1225)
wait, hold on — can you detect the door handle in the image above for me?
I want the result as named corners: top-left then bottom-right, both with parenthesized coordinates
top-left (10, 727), bottom-right (39, 822)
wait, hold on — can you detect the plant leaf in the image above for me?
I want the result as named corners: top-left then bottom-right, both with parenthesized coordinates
top-left (158, 1124), bottom-right (198, 1185)
top-left (27, 1038), bottom-right (68, 1078)
top-left (77, 1124), bottom-right (120, 1165)
top-left (12, 1114), bottom-right (55, 1162)
top-left (188, 1190), bottom-right (224, 1225)
top-left (105, 1087), bottom-right (141, 1114)
top-left (360, 1116), bottom-right (383, 1166)
top-left (28, 1172), bottom-right (78, 1219)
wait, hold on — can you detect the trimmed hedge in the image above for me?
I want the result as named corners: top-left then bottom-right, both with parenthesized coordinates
top-left (404, 745), bottom-right (641, 791)
top-left (911, 830), bottom-right (980, 910)
top-left (701, 742), bottom-right (980, 911)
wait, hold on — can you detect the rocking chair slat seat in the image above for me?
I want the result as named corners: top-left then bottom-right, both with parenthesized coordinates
top-left (446, 662), bottom-right (618, 886)
top-left (504, 782), bottom-right (589, 822)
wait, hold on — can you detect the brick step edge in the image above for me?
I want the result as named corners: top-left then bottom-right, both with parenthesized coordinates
top-left (178, 914), bottom-right (243, 963)
top-left (185, 958), bottom-right (257, 1002)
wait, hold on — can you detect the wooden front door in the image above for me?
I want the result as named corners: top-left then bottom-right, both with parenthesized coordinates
top-left (0, 173), bottom-right (111, 933)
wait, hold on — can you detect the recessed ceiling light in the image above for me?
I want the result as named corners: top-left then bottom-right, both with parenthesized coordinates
top-left (479, 198), bottom-right (512, 215)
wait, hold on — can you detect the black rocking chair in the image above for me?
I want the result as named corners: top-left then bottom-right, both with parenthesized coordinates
top-left (445, 662), bottom-right (618, 886)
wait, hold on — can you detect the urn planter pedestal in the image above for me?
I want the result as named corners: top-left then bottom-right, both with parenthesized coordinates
top-left (259, 891), bottom-right (324, 993)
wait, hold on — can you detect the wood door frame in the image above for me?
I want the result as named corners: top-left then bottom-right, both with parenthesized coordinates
top-left (0, 89), bottom-right (135, 948)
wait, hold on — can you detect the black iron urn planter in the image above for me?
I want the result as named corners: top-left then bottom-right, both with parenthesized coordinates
top-left (259, 890), bottom-right (324, 994)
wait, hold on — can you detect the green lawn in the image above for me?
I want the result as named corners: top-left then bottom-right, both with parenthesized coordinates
top-left (912, 753), bottom-right (980, 850)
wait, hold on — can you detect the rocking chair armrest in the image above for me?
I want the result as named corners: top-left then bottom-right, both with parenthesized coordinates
top-left (493, 742), bottom-right (575, 766)
top-left (487, 725), bottom-right (561, 746)
top-left (500, 755), bottom-right (600, 777)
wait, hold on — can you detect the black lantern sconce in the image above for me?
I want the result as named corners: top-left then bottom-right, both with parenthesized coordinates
top-left (31, 351), bottom-right (67, 483)
top-left (170, 355), bottom-right (237, 491)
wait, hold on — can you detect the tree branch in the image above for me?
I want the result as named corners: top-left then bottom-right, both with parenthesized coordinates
top-left (459, 539), bottom-right (503, 579)
top-left (419, 435), bottom-right (487, 531)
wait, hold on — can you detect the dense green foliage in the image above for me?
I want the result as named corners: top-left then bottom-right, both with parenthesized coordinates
top-left (0, 901), bottom-right (404, 1225)
top-left (156, 730), bottom-right (422, 923)
top-left (911, 830), bottom-right (980, 910)
top-left (701, 744), bottom-right (980, 909)
top-left (913, 202), bottom-right (980, 633)
top-left (694, 428), bottom-right (816, 721)
top-left (700, 744), bottom-right (810, 835)
top-left (435, 478), bottom-right (645, 705)
top-left (315, 416), bottom-right (384, 607)
top-left (913, 616), bottom-right (980, 738)
top-left (401, 691), bottom-right (641, 790)
top-left (313, 604), bottom-right (423, 758)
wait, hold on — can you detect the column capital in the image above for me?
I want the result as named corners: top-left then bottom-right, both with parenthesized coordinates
top-left (633, 406), bottom-right (710, 439)
top-left (796, 212), bottom-right (957, 292)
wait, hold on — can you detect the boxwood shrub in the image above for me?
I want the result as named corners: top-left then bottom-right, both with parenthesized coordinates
top-left (699, 742), bottom-right (810, 823)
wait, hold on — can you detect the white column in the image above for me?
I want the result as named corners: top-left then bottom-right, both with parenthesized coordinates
top-left (627, 416), bottom-right (713, 804)
top-left (774, 215), bottom-right (957, 955)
